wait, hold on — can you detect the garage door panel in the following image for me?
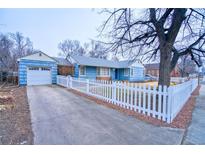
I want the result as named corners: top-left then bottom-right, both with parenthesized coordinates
top-left (27, 67), bottom-right (52, 85)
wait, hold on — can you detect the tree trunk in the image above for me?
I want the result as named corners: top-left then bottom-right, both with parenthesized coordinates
top-left (181, 71), bottom-right (185, 77)
top-left (158, 47), bottom-right (172, 86)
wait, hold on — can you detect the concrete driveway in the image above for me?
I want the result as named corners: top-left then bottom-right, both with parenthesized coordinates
top-left (27, 85), bottom-right (184, 145)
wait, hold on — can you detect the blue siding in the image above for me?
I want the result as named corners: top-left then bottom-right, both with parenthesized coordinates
top-left (111, 69), bottom-right (115, 80)
top-left (118, 68), bottom-right (129, 80)
top-left (74, 65), bottom-right (116, 80)
top-left (129, 67), bottom-right (145, 81)
top-left (80, 66), bottom-right (97, 79)
top-left (74, 64), bottom-right (97, 79)
top-left (18, 59), bottom-right (57, 86)
top-left (74, 64), bottom-right (79, 78)
top-left (73, 65), bottom-right (145, 81)
top-left (115, 67), bottom-right (145, 81)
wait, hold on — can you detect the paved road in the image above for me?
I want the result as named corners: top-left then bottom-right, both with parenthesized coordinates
top-left (27, 85), bottom-right (184, 145)
top-left (183, 84), bottom-right (205, 144)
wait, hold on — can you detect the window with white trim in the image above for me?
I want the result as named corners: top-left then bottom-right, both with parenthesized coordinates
top-left (96, 67), bottom-right (110, 77)
top-left (124, 68), bottom-right (129, 76)
top-left (79, 66), bottom-right (86, 76)
top-left (97, 67), bottom-right (100, 76)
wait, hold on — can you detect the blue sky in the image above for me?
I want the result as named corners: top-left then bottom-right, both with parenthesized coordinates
top-left (0, 9), bottom-right (106, 56)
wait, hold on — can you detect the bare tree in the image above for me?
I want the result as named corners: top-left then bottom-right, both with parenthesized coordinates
top-left (111, 55), bottom-right (119, 61)
top-left (178, 55), bottom-right (197, 77)
top-left (0, 34), bottom-right (13, 71)
top-left (83, 42), bottom-right (89, 53)
top-left (58, 39), bottom-right (86, 58)
top-left (88, 40), bottom-right (107, 59)
top-left (0, 32), bottom-right (34, 72)
top-left (10, 32), bottom-right (34, 71)
top-left (10, 32), bottom-right (33, 56)
top-left (100, 8), bottom-right (205, 86)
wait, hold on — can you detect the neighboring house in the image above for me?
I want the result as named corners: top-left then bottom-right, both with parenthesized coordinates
top-left (145, 63), bottom-right (180, 77)
top-left (18, 51), bottom-right (71, 86)
top-left (69, 55), bottom-right (145, 82)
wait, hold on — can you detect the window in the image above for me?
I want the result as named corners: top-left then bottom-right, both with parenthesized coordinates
top-left (96, 67), bottom-right (110, 77)
top-left (97, 68), bottom-right (100, 76)
top-left (130, 68), bottom-right (134, 77)
top-left (41, 67), bottom-right (50, 71)
top-left (124, 68), bottom-right (129, 76)
top-left (79, 66), bottom-right (86, 76)
top-left (28, 67), bottom-right (39, 70)
top-left (101, 68), bottom-right (110, 76)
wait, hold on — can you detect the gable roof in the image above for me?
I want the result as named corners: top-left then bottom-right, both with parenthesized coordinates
top-left (18, 51), bottom-right (57, 62)
top-left (70, 55), bottom-right (144, 68)
top-left (52, 57), bottom-right (72, 66)
top-left (18, 51), bottom-right (71, 66)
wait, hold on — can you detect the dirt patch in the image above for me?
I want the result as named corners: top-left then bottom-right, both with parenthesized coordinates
top-left (66, 85), bottom-right (201, 129)
top-left (0, 90), bottom-right (14, 111)
top-left (0, 86), bottom-right (33, 145)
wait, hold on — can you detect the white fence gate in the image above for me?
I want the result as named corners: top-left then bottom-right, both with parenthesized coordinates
top-left (57, 75), bottom-right (198, 123)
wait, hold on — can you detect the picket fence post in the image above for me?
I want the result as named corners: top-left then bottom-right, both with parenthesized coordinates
top-left (67, 76), bottom-right (70, 88)
top-left (162, 85), bottom-right (167, 121)
top-left (69, 76), bottom-right (72, 88)
top-left (112, 81), bottom-right (116, 104)
top-left (167, 86), bottom-right (173, 123)
top-left (86, 79), bottom-right (89, 94)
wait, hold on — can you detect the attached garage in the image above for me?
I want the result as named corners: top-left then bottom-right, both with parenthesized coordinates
top-left (27, 67), bottom-right (52, 85)
top-left (18, 51), bottom-right (57, 86)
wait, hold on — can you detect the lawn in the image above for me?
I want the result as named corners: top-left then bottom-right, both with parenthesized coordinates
top-left (132, 81), bottom-right (178, 87)
top-left (135, 81), bottom-right (158, 87)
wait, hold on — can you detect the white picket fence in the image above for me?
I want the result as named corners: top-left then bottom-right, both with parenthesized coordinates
top-left (57, 75), bottom-right (198, 123)
top-left (169, 79), bottom-right (198, 121)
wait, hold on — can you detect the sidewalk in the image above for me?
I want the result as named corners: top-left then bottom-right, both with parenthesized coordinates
top-left (183, 83), bottom-right (205, 144)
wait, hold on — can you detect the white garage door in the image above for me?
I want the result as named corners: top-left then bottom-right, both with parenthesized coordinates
top-left (27, 67), bottom-right (52, 85)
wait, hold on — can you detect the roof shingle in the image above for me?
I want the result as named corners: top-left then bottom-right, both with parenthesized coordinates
top-left (52, 57), bottom-right (72, 66)
top-left (70, 55), bottom-right (144, 68)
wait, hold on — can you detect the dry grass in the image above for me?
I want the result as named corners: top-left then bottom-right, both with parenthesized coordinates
top-left (136, 81), bottom-right (158, 87)
top-left (0, 85), bottom-right (33, 145)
